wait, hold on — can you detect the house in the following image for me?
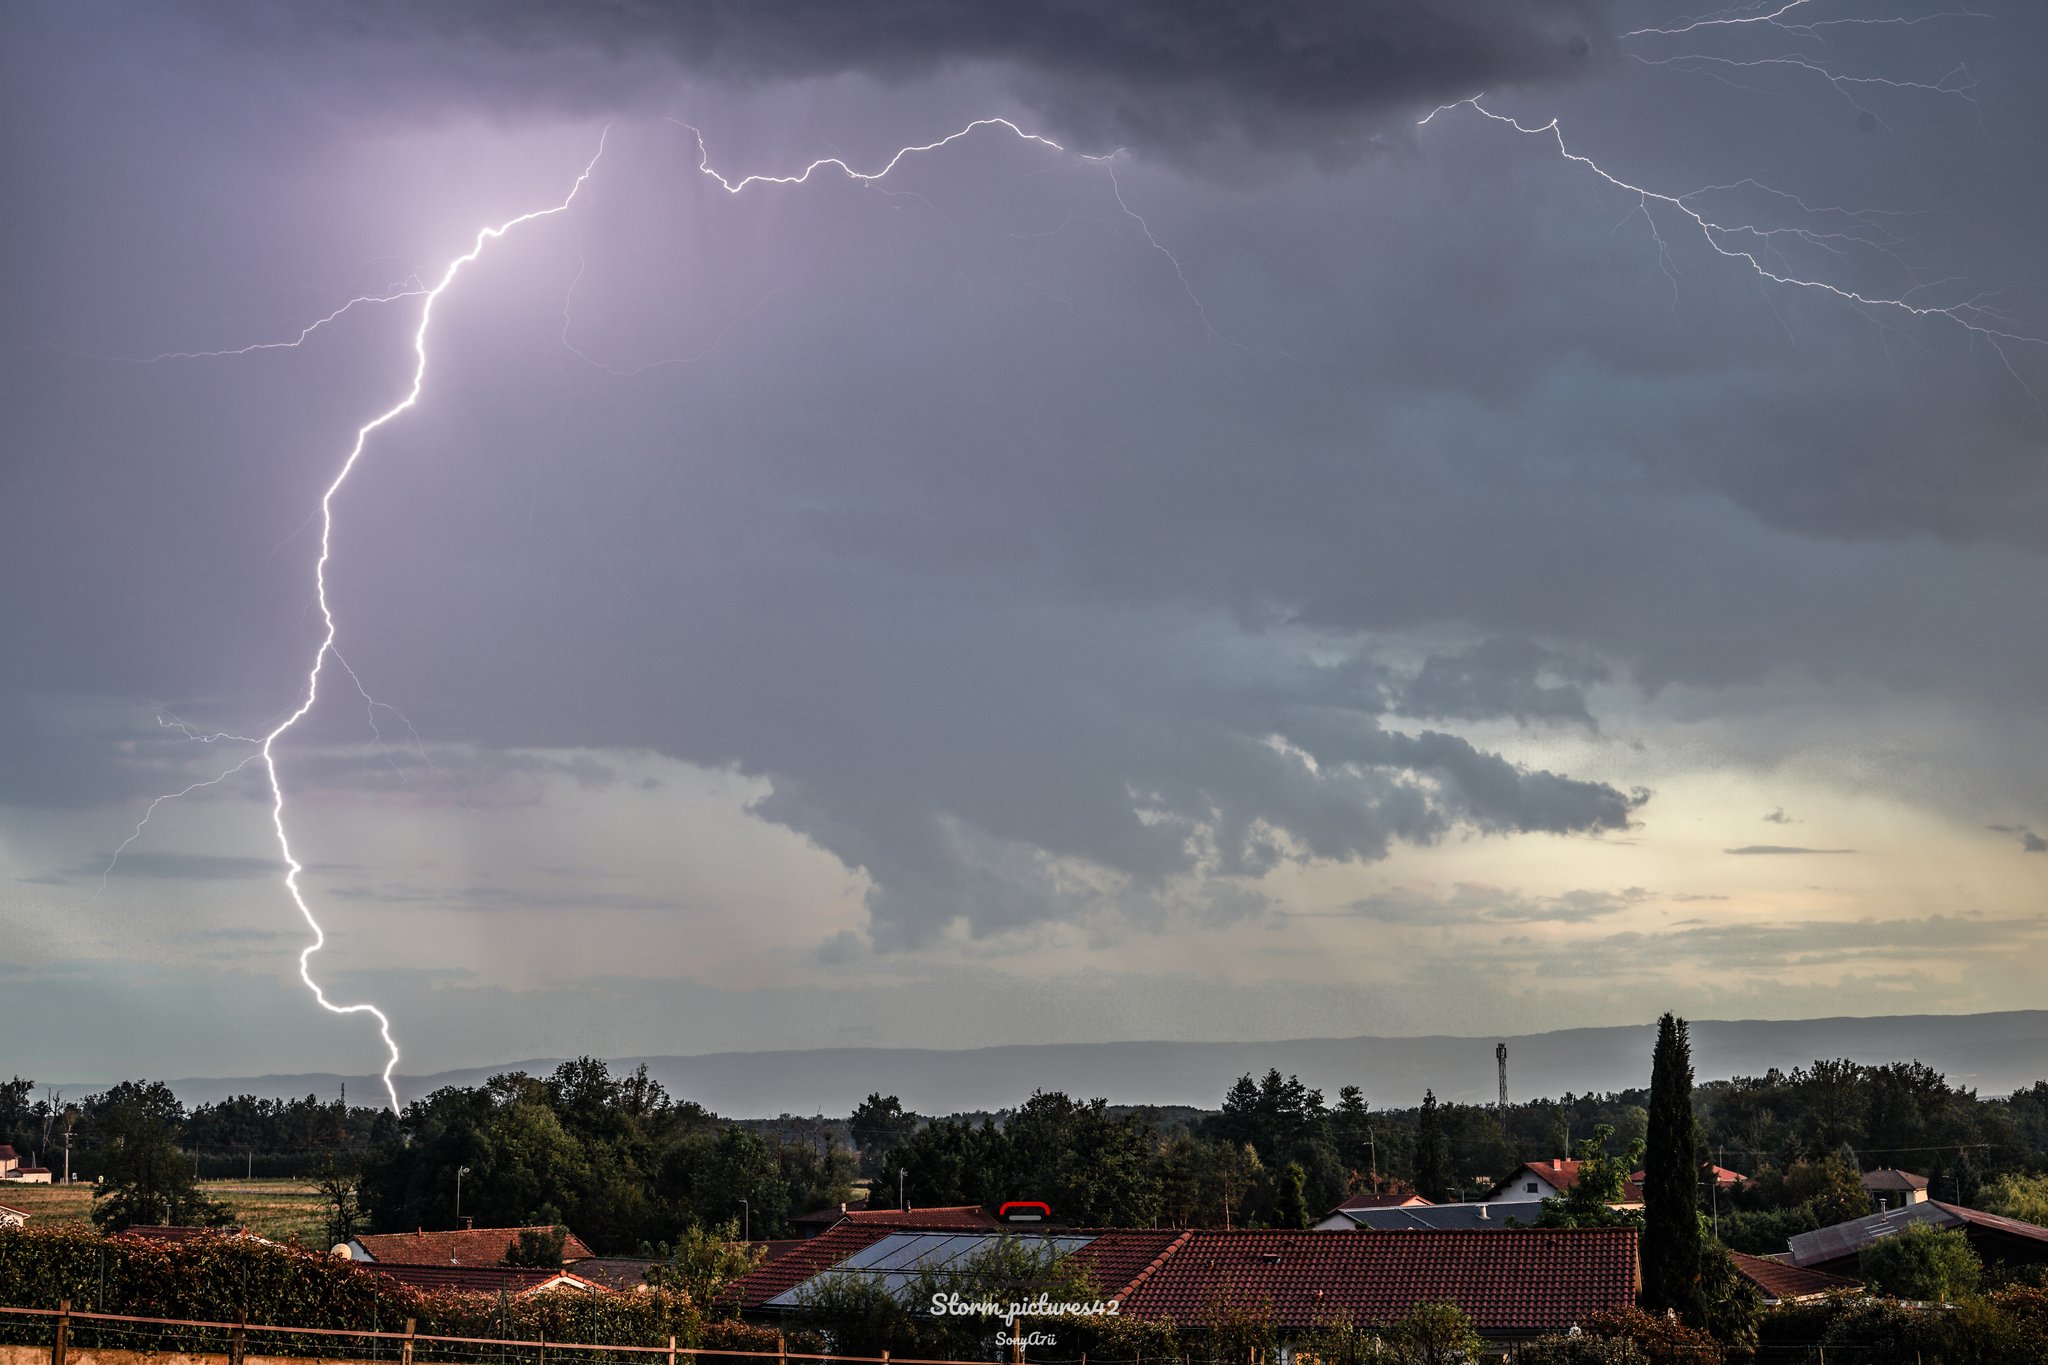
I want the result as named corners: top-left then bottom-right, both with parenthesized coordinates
top-left (787, 1203), bottom-right (1001, 1237)
top-left (1786, 1201), bottom-right (2048, 1277)
top-left (341, 1225), bottom-right (596, 1265)
top-left (1727, 1251), bottom-right (1861, 1306)
top-left (0, 1203), bottom-right (27, 1228)
top-left (729, 1225), bottom-right (1640, 1348)
top-left (1311, 1192), bottom-right (1431, 1230)
top-left (1861, 1168), bottom-right (1930, 1210)
top-left (0, 1146), bottom-right (49, 1183)
top-left (1483, 1159), bottom-right (1644, 1209)
top-left (363, 1263), bottom-right (610, 1296)
top-left (1625, 1163), bottom-right (1747, 1193)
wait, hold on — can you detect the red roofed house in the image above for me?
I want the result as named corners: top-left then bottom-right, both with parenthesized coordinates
top-left (0, 1145), bottom-right (50, 1184)
top-left (788, 1203), bottom-right (1001, 1238)
top-left (1788, 1201), bottom-right (2048, 1278)
top-left (343, 1225), bottom-right (596, 1266)
top-left (0, 1203), bottom-right (27, 1228)
top-left (1484, 1159), bottom-right (1644, 1209)
top-left (730, 1225), bottom-right (1639, 1348)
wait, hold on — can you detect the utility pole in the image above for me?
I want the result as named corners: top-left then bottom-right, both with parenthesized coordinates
top-left (1496, 1043), bottom-right (1509, 1130)
top-left (456, 1165), bottom-right (470, 1222)
top-left (739, 1198), bottom-right (750, 1243)
top-left (899, 1166), bottom-right (907, 1212)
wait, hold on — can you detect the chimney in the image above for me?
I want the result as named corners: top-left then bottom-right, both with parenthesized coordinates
top-left (1478, 1205), bottom-right (1489, 1220)
top-left (463, 1216), bottom-right (474, 1230)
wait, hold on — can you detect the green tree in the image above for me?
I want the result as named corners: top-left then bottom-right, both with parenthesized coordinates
top-left (88, 1088), bottom-right (229, 1233)
top-left (1858, 1223), bottom-right (1981, 1302)
top-left (1275, 1161), bottom-right (1311, 1229)
top-left (644, 1218), bottom-right (764, 1312)
top-left (1385, 1301), bottom-right (1482, 1364)
top-left (1642, 1013), bottom-right (1705, 1323)
top-left (1003, 1091), bottom-right (1164, 1226)
top-left (1415, 1090), bottom-right (1451, 1203)
top-left (847, 1094), bottom-right (919, 1178)
top-left (1531, 1126), bottom-right (1644, 1229)
top-left (504, 1224), bottom-right (568, 1267)
top-left (1982, 1172), bottom-right (2048, 1225)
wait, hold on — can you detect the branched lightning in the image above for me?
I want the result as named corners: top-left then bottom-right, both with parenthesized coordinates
top-left (1417, 95), bottom-right (2043, 409)
top-left (106, 130), bottom-right (610, 1111)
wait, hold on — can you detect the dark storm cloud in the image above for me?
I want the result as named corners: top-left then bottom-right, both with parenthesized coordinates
top-left (213, 0), bottom-right (1611, 164)
top-left (2026, 833), bottom-right (2048, 854)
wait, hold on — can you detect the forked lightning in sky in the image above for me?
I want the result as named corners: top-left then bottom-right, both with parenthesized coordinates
top-left (106, 18), bottom-right (2036, 1107)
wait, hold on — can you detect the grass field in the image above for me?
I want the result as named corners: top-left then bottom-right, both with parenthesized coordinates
top-left (1, 1180), bottom-right (331, 1244)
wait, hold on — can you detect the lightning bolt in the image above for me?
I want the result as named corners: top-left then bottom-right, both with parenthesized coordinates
top-left (103, 131), bottom-right (611, 1112)
top-left (1417, 96), bottom-right (2043, 407)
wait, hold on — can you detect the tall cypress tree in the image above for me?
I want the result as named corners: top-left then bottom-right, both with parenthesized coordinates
top-left (1643, 1013), bottom-right (1705, 1321)
top-left (1416, 1089), bottom-right (1452, 1203)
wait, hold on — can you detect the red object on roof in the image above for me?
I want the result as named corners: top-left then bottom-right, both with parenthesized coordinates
top-left (724, 1224), bottom-right (896, 1309)
top-left (1104, 1229), bottom-right (1638, 1335)
top-left (1728, 1251), bottom-right (1861, 1304)
top-left (352, 1226), bottom-right (595, 1265)
top-left (365, 1263), bottom-right (609, 1296)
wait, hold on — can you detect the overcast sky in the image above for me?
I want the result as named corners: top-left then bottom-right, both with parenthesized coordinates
top-left (4, 0), bottom-right (2046, 1093)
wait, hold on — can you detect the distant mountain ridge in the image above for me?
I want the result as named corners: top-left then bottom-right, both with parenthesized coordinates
top-left (119, 1010), bottom-right (2048, 1117)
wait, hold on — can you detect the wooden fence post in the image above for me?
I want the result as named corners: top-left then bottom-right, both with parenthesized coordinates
top-left (230, 1317), bottom-right (247, 1365)
top-left (51, 1300), bottom-right (69, 1365)
top-left (667, 1336), bottom-right (677, 1365)
top-left (402, 1318), bottom-right (417, 1365)
top-left (776, 1332), bottom-right (786, 1365)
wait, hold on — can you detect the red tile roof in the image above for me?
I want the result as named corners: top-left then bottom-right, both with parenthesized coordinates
top-left (353, 1226), bottom-right (596, 1266)
top-left (0, 1204), bottom-right (28, 1219)
top-left (1066, 1230), bottom-right (1193, 1299)
top-left (1728, 1251), bottom-right (1861, 1304)
top-left (1107, 1229), bottom-right (1638, 1335)
top-left (365, 1263), bottom-right (609, 1296)
top-left (724, 1224), bottom-right (896, 1309)
top-left (0, 1146), bottom-right (17, 1161)
top-left (1493, 1160), bottom-right (1644, 1204)
top-left (1860, 1169), bottom-right (1930, 1192)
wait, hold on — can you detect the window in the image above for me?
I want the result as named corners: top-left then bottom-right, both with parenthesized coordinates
top-left (1525, 1182), bottom-right (1539, 1194)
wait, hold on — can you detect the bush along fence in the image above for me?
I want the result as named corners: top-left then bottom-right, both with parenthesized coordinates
top-left (0, 1228), bottom-right (804, 1359)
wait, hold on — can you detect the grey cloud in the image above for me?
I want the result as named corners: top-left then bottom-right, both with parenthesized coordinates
top-left (2026, 833), bottom-right (2047, 854)
top-left (87, 852), bottom-right (294, 882)
top-left (324, 881), bottom-right (687, 913)
top-left (1724, 845), bottom-right (1856, 856)
top-left (1392, 637), bottom-right (1605, 728)
top-left (1764, 808), bottom-right (1795, 824)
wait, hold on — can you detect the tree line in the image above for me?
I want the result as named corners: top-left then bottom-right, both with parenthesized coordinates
top-left (13, 1031), bottom-right (2048, 1253)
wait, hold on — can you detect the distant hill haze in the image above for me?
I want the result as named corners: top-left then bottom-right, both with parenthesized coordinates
top-left (126, 1010), bottom-right (2048, 1116)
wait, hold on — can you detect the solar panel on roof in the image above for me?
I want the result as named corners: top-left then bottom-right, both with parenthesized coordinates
top-left (764, 1230), bottom-right (1098, 1308)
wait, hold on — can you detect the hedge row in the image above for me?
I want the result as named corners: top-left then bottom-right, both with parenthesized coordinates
top-left (0, 1226), bottom-right (811, 1358)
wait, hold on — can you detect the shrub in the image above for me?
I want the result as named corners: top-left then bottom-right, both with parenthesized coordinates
top-left (1858, 1223), bottom-right (1981, 1302)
